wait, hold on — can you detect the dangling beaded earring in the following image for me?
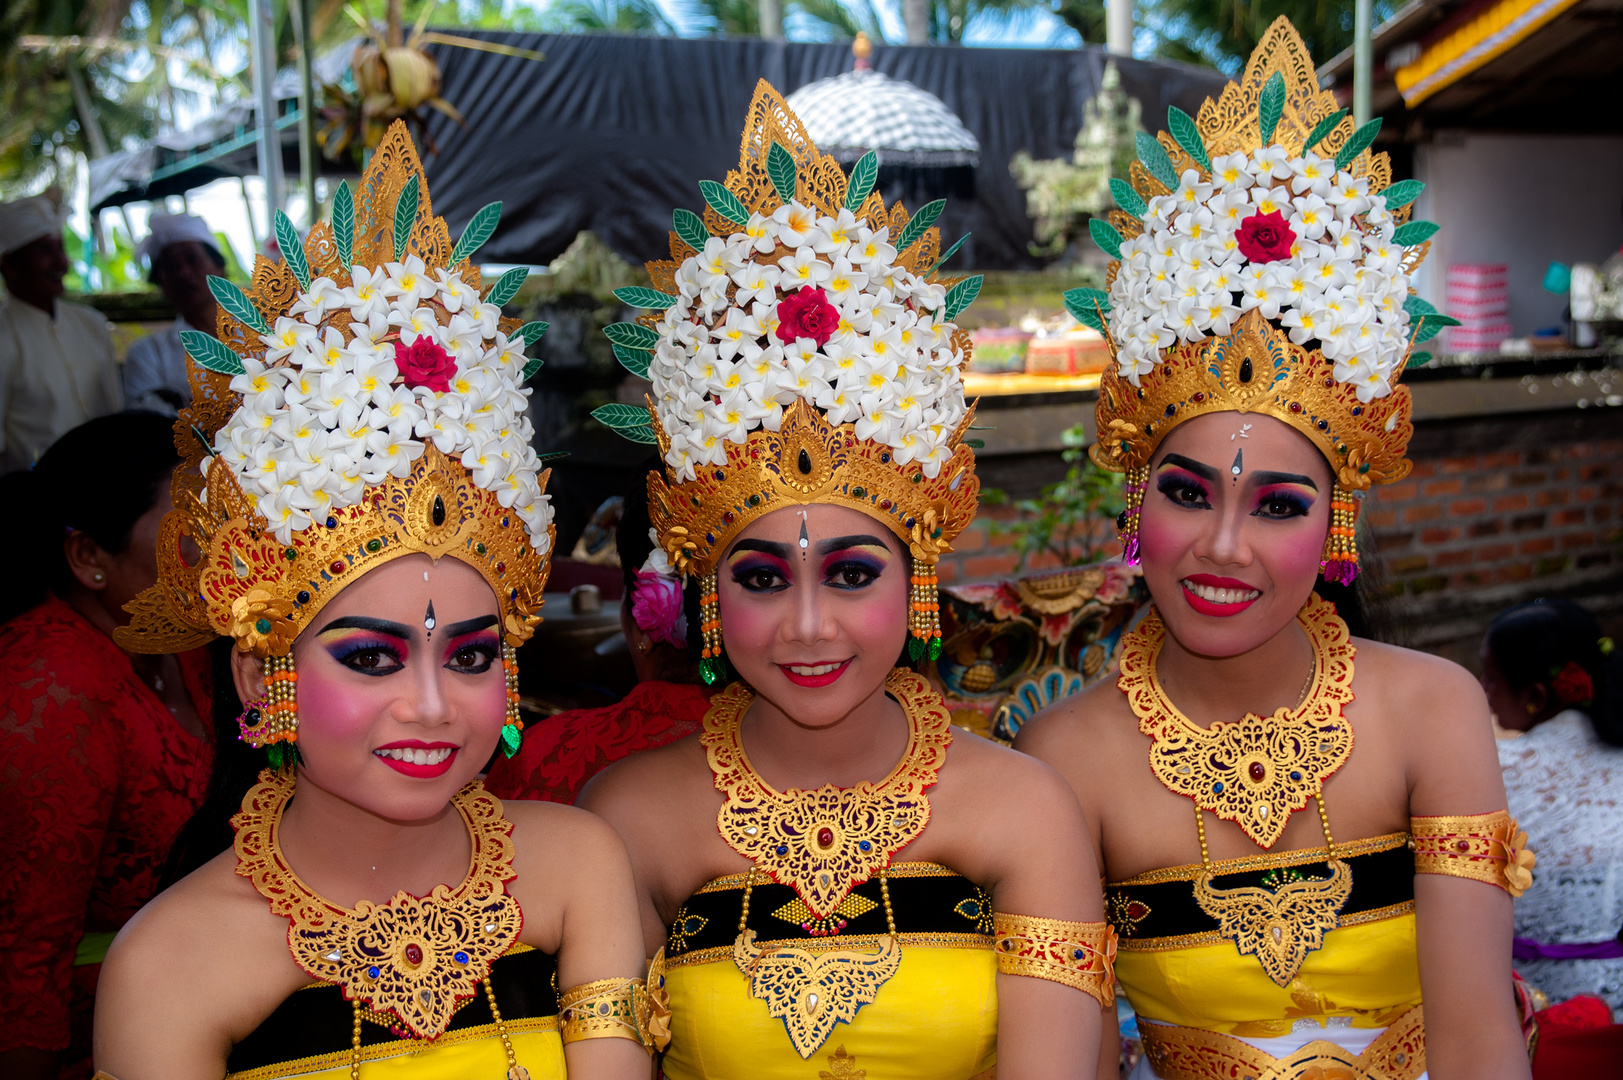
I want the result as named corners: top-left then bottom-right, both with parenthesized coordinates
top-left (1116, 464), bottom-right (1149, 565)
top-left (1321, 483), bottom-right (1362, 585)
top-left (238, 652), bottom-right (299, 768)
top-left (907, 560), bottom-right (942, 662)
top-left (698, 569), bottom-right (727, 686)
top-left (500, 643), bottom-right (524, 758)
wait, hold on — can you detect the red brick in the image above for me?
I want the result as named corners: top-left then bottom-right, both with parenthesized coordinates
top-left (1377, 531), bottom-right (1415, 550)
top-left (1520, 537), bottom-right (1556, 556)
top-left (1366, 509), bottom-right (1397, 529)
top-left (961, 554), bottom-right (1021, 580)
top-left (1483, 452), bottom-right (1520, 469)
top-left (1388, 554), bottom-right (1429, 574)
top-left (1574, 486), bottom-right (1598, 502)
top-left (1409, 460), bottom-right (1438, 479)
top-left (1450, 498), bottom-right (1487, 516)
top-left (1468, 520), bottom-right (1503, 537)
top-left (1552, 508), bottom-right (1587, 526)
top-left (1404, 504), bottom-right (1444, 524)
top-left (1440, 455), bottom-right (1480, 474)
top-left (955, 527), bottom-right (987, 552)
top-left (1464, 472), bottom-right (1509, 493)
top-left (1579, 463), bottom-right (1611, 481)
top-left (1424, 478), bottom-right (1463, 497)
top-left (935, 561), bottom-right (961, 584)
top-left (1477, 542), bottom-right (1514, 562)
top-left (1454, 571), bottom-right (1494, 588)
top-left (1436, 549), bottom-right (1472, 567)
top-left (1536, 489), bottom-right (1571, 507)
top-left (1496, 562), bottom-right (1535, 583)
top-left (1560, 531), bottom-right (1597, 550)
top-left (1511, 512), bottom-right (1547, 532)
top-left (1493, 494), bottom-right (1531, 513)
top-left (1510, 470), bottom-right (1547, 487)
top-left (1384, 481), bottom-right (1419, 502)
top-left (1421, 527), bottom-right (1459, 544)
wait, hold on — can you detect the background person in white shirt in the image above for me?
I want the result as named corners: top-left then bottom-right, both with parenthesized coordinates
top-left (0, 193), bottom-right (122, 473)
top-left (123, 214), bottom-right (223, 415)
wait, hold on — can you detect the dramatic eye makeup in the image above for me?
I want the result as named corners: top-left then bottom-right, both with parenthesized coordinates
top-left (440, 615), bottom-right (501, 674)
top-left (1252, 483), bottom-right (1317, 519)
top-left (819, 536), bottom-right (892, 591)
top-left (1156, 465), bottom-right (1214, 509)
top-left (317, 618), bottom-right (411, 677)
top-left (728, 539), bottom-right (793, 593)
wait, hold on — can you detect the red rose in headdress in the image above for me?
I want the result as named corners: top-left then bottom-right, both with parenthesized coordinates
top-left (394, 338), bottom-right (457, 393)
top-left (1236, 210), bottom-right (1297, 264)
top-left (1551, 660), bottom-right (1594, 706)
top-left (775, 287), bottom-right (840, 347)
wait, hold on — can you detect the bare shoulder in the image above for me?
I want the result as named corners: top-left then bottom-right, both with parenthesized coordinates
top-left (1351, 637), bottom-right (1490, 737)
top-left (942, 731), bottom-right (1080, 816)
top-left (1015, 676), bottom-right (1133, 758)
top-left (504, 798), bottom-right (631, 879)
top-left (577, 732), bottom-right (710, 824)
top-left (97, 850), bottom-right (295, 1071)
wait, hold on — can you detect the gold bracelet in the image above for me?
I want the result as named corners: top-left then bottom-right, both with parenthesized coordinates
top-left (993, 912), bottom-right (1117, 1008)
top-left (1411, 811), bottom-right (1535, 897)
top-left (558, 958), bottom-right (671, 1054)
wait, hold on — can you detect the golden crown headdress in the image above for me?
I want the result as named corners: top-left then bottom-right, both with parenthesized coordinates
top-left (1071, 18), bottom-right (1456, 582)
top-left (116, 121), bottom-right (554, 664)
top-left (591, 80), bottom-right (982, 675)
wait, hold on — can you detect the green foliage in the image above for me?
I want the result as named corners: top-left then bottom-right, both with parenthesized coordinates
top-left (978, 425), bottom-right (1126, 571)
top-left (767, 141), bottom-right (797, 205)
top-left (604, 321), bottom-right (661, 351)
top-left (700, 180), bottom-right (749, 227)
top-left (275, 211), bottom-right (311, 291)
top-left (1009, 61), bottom-right (1142, 261)
top-left (1304, 109), bottom-right (1348, 152)
top-left (181, 329), bottom-right (246, 376)
top-left (845, 151), bottom-right (879, 211)
top-left (1088, 217), bottom-right (1122, 259)
top-left (1135, 130), bottom-right (1177, 191)
top-left (673, 208), bottom-right (710, 253)
top-left (895, 199), bottom-right (946, 255)
top-left (613, 286), bottom-right (679, 310)
top-left (485, 266), bottom-right (528, 307)
top-left (1392, 220), bottom-right (1439, 246)
top-left (1381, 179), bottom-right (1424, 210)
top-left (942, 275), bottom-right (983, 320)
top-left (548, 0), bottom-right (678, 33)
top-left (394, 175), bottom-right (421, 261)
top-left (450, 201), bottom-right (503, 267)
top-left (1257, 72), bottom-right (1285, 143)
top-left (1167, 107), bottom-right (1210, 171)
top-left (333, 182), bottom-right (356, 267)
top-left (1333, 118), bottom-right (1382, 172)
top-left (63, 220), bottom-right (145, 294)
top-left (1141, 0), bottom-right (1400, 75)
top-left (1063, 286), bottom-right (1111, 333)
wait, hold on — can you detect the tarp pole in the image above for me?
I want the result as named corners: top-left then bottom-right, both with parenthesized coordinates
top-left (759, 0), bottom-right (783, 40)
top-left (1354, 0), bottom-right (1373, 124)
top-left (904, 0), bottom-right (929, 44)
top-left (1107, 0), bottom-right (1132, 55)
top-left (290, 0), bottom-right (319, 227)
top-left (248, 0), bottom-right (286, 233)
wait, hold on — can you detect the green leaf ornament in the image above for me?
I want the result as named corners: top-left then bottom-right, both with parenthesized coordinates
top-left (845, 151), bottom-right (879, 211)
top-left (181, 329), bottom-right (246, 376)
top-left (1304, 108), bottom-right (1349, 152)
top-left (894, 199), bottom-right (946, 255)
top-left (1381, 179), bottom-right (1424, 210)
top-left (274, 211), bottom-right (310, 291)
top-left (767, 141), bottom-right (797, 204)
top-left (613, 286), bottom-right (679, 310)
top-left (943, 275), bottom-right (983, 321)
top-left (393, 173), bottom-right (420, 260)
top-left (673, 208), bottom-right (710, 253)
top-left (603, 321), bottom-right (661, 351)
top-left (1258, 72), bottom-right (1286, 144)
top-left (1392, 220), bottom-right (1439, 246)
top-left (612, 342), bottom-right (652, 378)
top-left (1135, 130), bottom-right (1178, 191)
top-left (1063, 287), bottom-right (1112, 334)
top-left (1167, 107), bottom-right (1211, 171)
top-left (1109, 178), bottom-right (1147, 219)
top-left (450, 201), bottom-right (503, 267)
top-left (699, 180), bottom-right (749, 227)
top-left (332, 181), bottom-right (355, 267)
top-left (1334, 118), bottom-right (1383, 172)
top-left (484, 266), bottom-right (528, 308)
top-left (207, 276), bottom-right (269, 335)
top-left (1088, 218), bottom-right (1123, 259)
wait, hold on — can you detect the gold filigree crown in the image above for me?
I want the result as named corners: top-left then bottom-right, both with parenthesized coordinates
top-left (1081, 18), bottom-right (1447, 493)
top-left (116, 121), bottom-right (553, 658)
top-left (597, 81), bottom-right (981, 577)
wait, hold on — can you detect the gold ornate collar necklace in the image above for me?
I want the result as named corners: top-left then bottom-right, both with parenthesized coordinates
top-left (231, 768), bottom-right (522, 1040)
top-left (1117, 593), bottom-right (1356, 849)
top-left (703, 667), bottom-right (953, 920)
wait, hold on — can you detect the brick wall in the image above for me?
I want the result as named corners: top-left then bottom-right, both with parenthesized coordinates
top-left (938, 406), bottom-right (1623, 664)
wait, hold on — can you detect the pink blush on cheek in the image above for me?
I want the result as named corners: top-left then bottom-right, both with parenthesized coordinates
top-left (292, 658), bottom-right (391, 748)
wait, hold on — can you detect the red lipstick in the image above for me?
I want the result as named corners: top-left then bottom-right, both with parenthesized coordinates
top-left (373, 740), bottom-right (459, 779)
top-left (777, 658), bottom-right (854, 688)
top-left (1180, 574), bottom-right (1262, 618)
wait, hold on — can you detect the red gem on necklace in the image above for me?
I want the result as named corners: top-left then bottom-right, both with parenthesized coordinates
top-left (1248, 762), bottom-right (1267, 783)
top-left (404, 943), bottom-right (424, 966)
top-left (816, 827), bottom-right (834, 848)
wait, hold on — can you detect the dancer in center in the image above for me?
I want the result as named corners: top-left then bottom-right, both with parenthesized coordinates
top-left (580, 82), bottom-right (1113, 1080)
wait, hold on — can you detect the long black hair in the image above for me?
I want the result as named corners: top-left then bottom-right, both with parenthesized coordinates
top-left (1484, 598), bottom-right (1622, 747)
top-left (0, 411), bottom-right (179, 624)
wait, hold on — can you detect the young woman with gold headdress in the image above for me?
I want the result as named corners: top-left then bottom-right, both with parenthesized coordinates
top-left (1017, 18), bottom-right (1534, 1080)
top-left (90, 124), bottom-right (659, 1080)
top-left (577, 83), bottom-right (1114, 1079)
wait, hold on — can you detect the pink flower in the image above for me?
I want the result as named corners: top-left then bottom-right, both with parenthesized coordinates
top-left (774, 286), bottom-right (840, 347)
top-left (394, 338), bottom-right (457, 392)
top-left (632, 570), bottom-right (688, 648)
top-left (1236, 210), bottom-right (1297, 264)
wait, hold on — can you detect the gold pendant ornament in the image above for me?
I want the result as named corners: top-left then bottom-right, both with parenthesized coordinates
top-left (733, 927), bottom-right (903, 1059)
top-left (1193, 860), bottom-right (1352, 987)
top-left (232, 769), bottom-right (522, 1040)
top-left (704, 668), bottom-right (952, 920)
top-left (1119, 593), bottom-right (1355, 848)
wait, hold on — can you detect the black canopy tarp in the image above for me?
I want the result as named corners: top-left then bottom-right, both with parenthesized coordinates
top-left (421, 34), bottom-right (1225, 271)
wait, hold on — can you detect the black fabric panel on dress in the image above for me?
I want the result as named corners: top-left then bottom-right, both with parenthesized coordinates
top-left (667, 869), bottom-right (995, 956)
top-left (225, 946), bottom-right (559, 1072)
top-left (1107, 842), bottom-right (1415, 943)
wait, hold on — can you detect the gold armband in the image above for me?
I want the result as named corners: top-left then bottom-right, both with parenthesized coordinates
top-left (559, 973), bottom-right (665, 1052)
top-left (1411, 811), bottom-right (1535, 897)
top-left (993, 912), bottom-right (1116, 1007)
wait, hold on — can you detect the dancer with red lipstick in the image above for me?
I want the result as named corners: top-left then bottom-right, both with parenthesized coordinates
top-left (577, 83), bottom-right (1114, 1080)
top-left (1018, 20), bottom-right (1534, 1080)
top-left (89, 126), bottom-right (658, 1080)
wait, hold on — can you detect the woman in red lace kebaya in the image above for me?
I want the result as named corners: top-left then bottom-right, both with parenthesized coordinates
top-left (0, 413), bottom-right (213, 1080)
top-left (485, 477), bottom-right (713, 804)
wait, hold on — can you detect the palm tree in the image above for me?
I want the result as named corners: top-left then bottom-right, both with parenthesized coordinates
top-left (1140, 0), bottom-right (1397, 72)
top-left (549, 0), bottom-right (678, 33)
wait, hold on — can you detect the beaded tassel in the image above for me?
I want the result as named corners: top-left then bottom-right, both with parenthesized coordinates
top-left (907, 561), bottom-right (942, 662)
top-left (241, 652), bottom-right (298, 768)
top-left (698, 570), bottom-right (726, 686)
top-left (1116, 464), bottom-right (1149, 565)
top-left (500, 643), bottom-right (524, 758)
top-left (1321, 484), bottom-right (1362, 585)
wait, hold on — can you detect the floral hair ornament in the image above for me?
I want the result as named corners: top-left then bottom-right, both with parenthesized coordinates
top-left (1076, 17), bottom-right (1458, 583)
top-left (631, 532), bottom-right (689, 649)
top-left (592, 81), bottom-right (983, 682)
top-left (115, 121), bottom-right (556, 689)
top-left (1550, 660), bottom-right (1595, 708)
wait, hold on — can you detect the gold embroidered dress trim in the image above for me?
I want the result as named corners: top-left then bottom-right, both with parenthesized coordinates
top-left (993, 913), bottom-right (1117, 1007)
top-left (558, 976), bottom-right (665, 1052)
top-left (703, 667), bottom-right (953, 920)
top-left (1119, 593), bottom-right (1355, 848)
top-left (1111, 832), bottom-right (1408, 887)
top-left (231, 768), bottom-right (522, 1041)
top-left (1140, 1003), bottom-right (1426, 1080)
top-left (1411, 811), bottom-right (1534, 896)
